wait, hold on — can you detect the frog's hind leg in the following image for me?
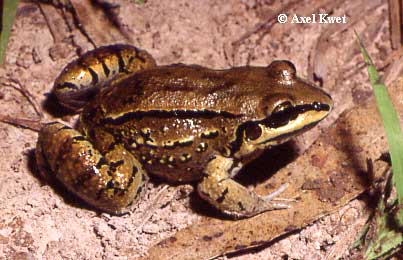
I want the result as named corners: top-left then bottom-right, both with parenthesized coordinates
top-left (197, 155), bottom-right (289, 219)
top-left (36, 122), bottom-right (148, 214)
top-left (53, 44), bottom-right (156, 112)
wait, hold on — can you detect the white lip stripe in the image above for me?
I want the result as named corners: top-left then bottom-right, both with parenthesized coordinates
top-left (234, 109), bottom-right (329, 159)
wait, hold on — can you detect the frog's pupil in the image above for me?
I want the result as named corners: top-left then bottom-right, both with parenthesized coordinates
top-left (245, 123), bottom-right (262, 141)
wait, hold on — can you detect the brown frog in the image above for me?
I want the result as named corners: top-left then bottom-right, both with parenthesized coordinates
top-left (36, 44), bottom-right (332, 218)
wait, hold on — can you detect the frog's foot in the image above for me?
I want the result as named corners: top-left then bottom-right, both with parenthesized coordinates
top-left (36, 122), bottom-right (148, 214)
top-left (197, 155), bottom-right (289, 219)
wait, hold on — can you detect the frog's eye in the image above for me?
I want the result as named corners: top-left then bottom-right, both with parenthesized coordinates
top-left (267, 60), bottom-right (296, 85)
top-left (244, 123), bottom-right (262, 141)
top-left (272, 101), bottom-right (293, 114)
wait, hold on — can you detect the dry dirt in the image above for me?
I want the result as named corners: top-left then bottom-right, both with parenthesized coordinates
top-left (0, 0), bottom-right (399, 259)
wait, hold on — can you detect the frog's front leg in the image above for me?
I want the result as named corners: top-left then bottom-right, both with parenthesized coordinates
top-left (36, 122), bottom-right (147, 214)
top-left (197, 155), bottom-right (288, 218)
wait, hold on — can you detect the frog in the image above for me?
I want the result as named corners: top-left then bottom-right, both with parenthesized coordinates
top-left (36, 44), bottom-right (333, 219)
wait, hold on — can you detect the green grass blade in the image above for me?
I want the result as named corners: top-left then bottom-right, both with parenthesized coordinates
top-left (356, 31), bottom-right (403, 222)
top-left (356, 32), bottom-right (403, 259)
top-left (0, 0), bottom-right (19, 64)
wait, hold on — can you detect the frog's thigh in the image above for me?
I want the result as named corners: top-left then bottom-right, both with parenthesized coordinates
top-left (36, 122), bottom-right (148, 214)
top-left (54, 45), bottom-right (156, 112)
top-left (197, 155), bottom-right (287, 218)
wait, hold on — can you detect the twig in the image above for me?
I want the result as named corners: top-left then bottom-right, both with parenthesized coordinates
top-left (381, 47), bottom-right (403, 69)
top-left (388, 0), bottom-right (402, 49)
top-left (37, 2), bottom-right (62, 43)
top-left (0, 114), bottom-right (42, 131)
top-left (1, 77), bottom-right (43, 119)
top-left (341, 62), bottom-right (367, 81)
top-left (92, 0), bottom-right (132, 42)
top-left (35, 0), bottom-right (85, 56)
top-left (67, 0), bottom-right (97, 47)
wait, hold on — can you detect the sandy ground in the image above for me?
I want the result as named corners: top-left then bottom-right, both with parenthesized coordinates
top-left (0, 0), bottom-right (398, 259)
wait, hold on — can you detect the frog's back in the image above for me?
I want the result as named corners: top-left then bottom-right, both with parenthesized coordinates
top-left (98, 64), bottom-right (273, 120)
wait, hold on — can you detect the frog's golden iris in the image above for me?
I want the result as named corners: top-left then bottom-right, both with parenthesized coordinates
top-left (36, 44), bottom-right (332, 218)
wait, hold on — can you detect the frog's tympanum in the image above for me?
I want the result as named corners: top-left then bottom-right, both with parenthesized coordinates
top-left (36, 44), bottom-right (332, 218)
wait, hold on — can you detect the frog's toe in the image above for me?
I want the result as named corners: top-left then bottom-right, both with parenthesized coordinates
top-left (262, 183), bottom-right (289, 201)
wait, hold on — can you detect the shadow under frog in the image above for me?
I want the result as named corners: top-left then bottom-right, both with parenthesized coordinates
top-left (36, 44), bottom-right (332, 219)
